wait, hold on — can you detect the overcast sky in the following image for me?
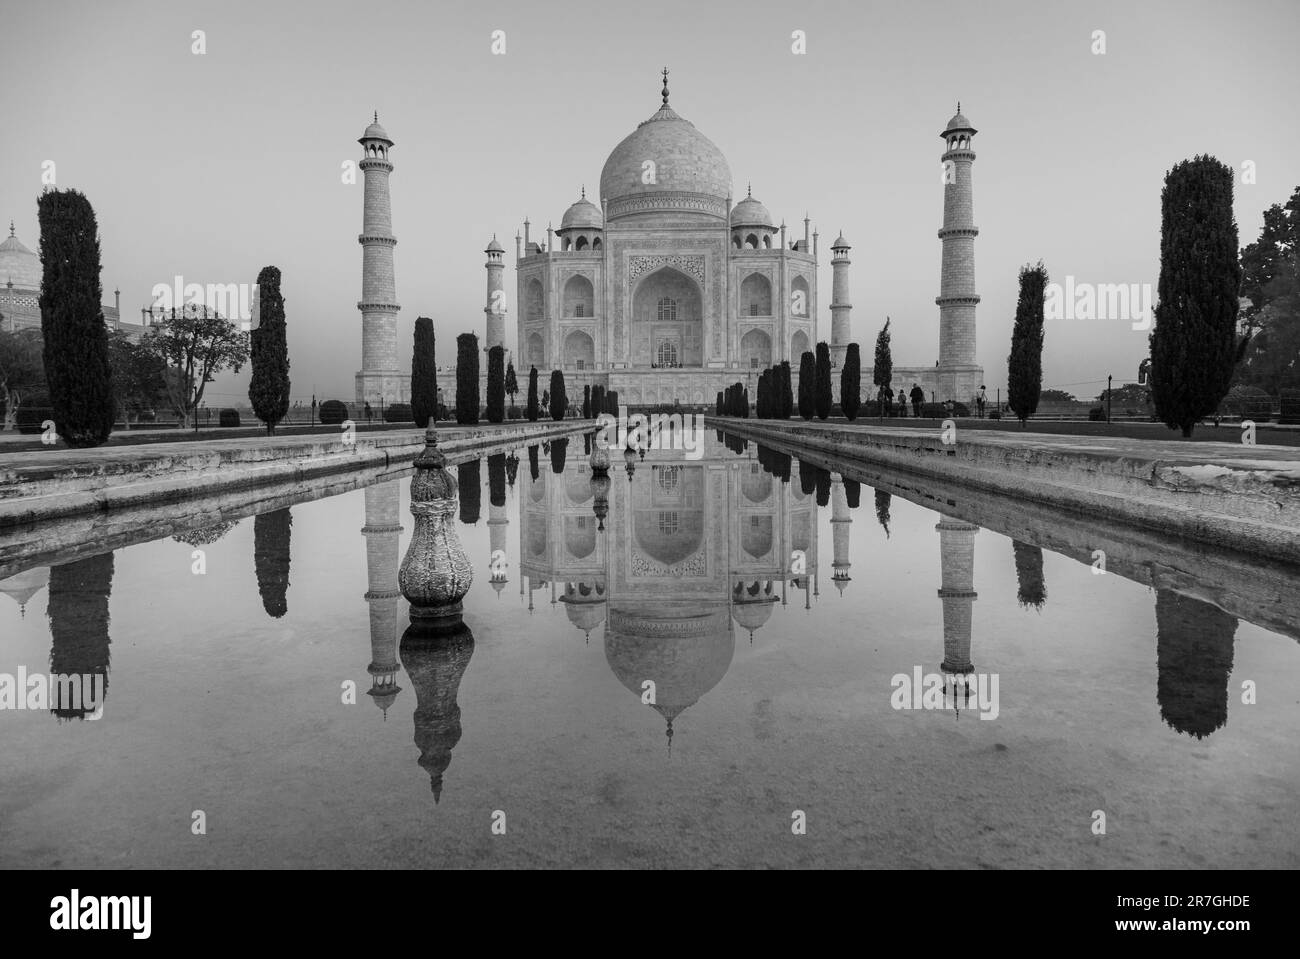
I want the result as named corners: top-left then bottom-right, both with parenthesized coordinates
top-left (2, 0), bottom-right (1296, 404)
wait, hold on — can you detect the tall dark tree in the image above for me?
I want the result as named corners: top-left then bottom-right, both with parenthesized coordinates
top-left (37, 189), bottom-right (115, 447)
top-left (606, 390), bottom-right (618, 414)
top-left (47, 552), bottom-right (114, 719)
top-left (1150, 157), bottom-right (1243, 437)
top-left (874, 489), bottom-right (891, 538)
top-left (550, 436), bottom-right (568, 474)
top-left (248, 265), bottom-right (291, 435)
top-left (486, 345), bottom-right (505, 424)
top-left (411, 316), bottom-right (437, 427)
top-left (779, 360), bottom-right (794, 419)
top-left (798, 351), bottom-right (816, 420)
top-left (254, 508), bottom-right (293, 618)
top-left (505, 359), bottom-right (519, 414)
top-left (814, 342), bottom-right (832, 420)
top-left (872, 319), bottom-right (892, 416)
top-left (716, 390), bottom-right (724, 416)
top-left (455, 333), bottom-right (480, 424)
top-left (741, 386), bottom-right (750, 418)
top-left (757, 369), bottom-right (769, 418)
top-left (549, 370), bottom-right (567, 421)
top-left (1011, 540), bottom-right (1046, 611)
top-left (583, 384), bottom-right (591, 419)
top-left (841, 342), bottom-right (862, 421)
top-left (458, 460), bottom-right (481, 525)
top-left (1008, 261), bottom-right (1049, 427)
top-left (526, 366), bottom-right (539, 421)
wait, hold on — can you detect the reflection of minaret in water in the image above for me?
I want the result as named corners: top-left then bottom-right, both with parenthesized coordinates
top-left (47, 553), bottom-right (114, 720)
top-left (487, 453), bottom-right (509, 596)
top-left (363, 482), bottom-right (404, 718)
top-left (936, 515), bottom-right (978, 714)
top-left (1154, 589), bottom-right (1237, 739)
top-left (400, 620), bottom-right (475, 802)
top-left (830, 473), bottom-right (852, 593)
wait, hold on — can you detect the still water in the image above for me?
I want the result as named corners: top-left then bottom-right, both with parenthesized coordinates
top-left (1, 432), bottom-right (1297, 869)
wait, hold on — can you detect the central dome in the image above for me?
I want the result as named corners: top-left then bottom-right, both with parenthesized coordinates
top-left (0, 228), bottom-right (41, 291)
top-left (599, 93), bottom-right (732, 222)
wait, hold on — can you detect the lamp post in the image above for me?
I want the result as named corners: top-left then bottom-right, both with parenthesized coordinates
top-left (1107, 375), bottom-right (1113, 425)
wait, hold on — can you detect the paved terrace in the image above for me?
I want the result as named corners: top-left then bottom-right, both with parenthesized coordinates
top-left (0, 420), bottom-right (591, 528)
top-left (706, 418), bottom-right (1300, 565)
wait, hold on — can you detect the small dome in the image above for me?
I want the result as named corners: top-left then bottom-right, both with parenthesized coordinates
top-left (731, 600), bottom-right (774, 633)
top-left (360, 114), bottom-right (393, 143)
top-left (730, 194), bottom-right (773, 228)
top-left (831, 232), bottom-right (850, 250)
top-left (944, 107), bottom-right (975, 134)
top-left (0, 228), bottom-right (41, 290)
top-left (560, 194), bottom-right (603, 231)
top-left (485, 235), bottom-right (504, 253)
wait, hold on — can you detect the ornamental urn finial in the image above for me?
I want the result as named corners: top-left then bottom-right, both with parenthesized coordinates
top-left (399, 426), bottom-right (473, 632)
top-left (589, 433), bottom-right (612, 475)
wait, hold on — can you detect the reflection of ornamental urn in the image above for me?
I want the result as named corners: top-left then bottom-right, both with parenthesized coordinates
top-left (623, 445), bottom-right (637, 481)
top-left (400, 620), bottom-right (475, 803)
top-left (589, 437), bottom-right (611, 475)
top-left (399, 426), bottom-right (473, 632)
top-left (591, 472), bottom-right (612, 532)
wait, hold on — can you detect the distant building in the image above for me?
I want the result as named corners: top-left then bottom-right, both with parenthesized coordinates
top-left (0, 222), bottom-right (147, 341)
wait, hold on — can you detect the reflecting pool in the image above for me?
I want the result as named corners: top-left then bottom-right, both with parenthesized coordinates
top-left (1, 431), bottom-right (1297, 869)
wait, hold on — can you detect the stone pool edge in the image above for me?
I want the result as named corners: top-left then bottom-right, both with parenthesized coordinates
top-left (707, 417), bottom-right (1300, 565)
top-left (0, 421), bottom-right (592, 529)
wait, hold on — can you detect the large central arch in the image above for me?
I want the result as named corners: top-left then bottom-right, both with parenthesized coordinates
top-left (631, 267), bottom-right (703, 368)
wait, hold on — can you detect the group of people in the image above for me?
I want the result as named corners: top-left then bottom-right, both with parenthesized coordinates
top-left (873, 384), bottom-right (990, 418)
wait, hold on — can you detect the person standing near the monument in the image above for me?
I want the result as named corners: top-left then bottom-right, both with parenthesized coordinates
top-left (976, 385), bottom-right (987, 418)
top-left (910, 383), bottom-right (924, 418)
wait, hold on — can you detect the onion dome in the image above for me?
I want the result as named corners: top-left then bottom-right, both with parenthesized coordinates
top-left (561, 581), bottom-right (608, 641)
top-left (0, 224), bottom-right (41, 290)
top-left (0, 566), bottom-right (49, 618)
top-left (944, 103), bottom-right (976, 134)
top-left (560, 188), bottom-right (603, 231)
top-left (360, 111), bottom-right (393, 144)
top-left (599, 70), bottom-right (732, 222)
top-left (831, 231), bottom-right (850, 251)
top-left (485, 235), bottom-right (504, 254)
top-left (730, 186), bottom-right (773, 228)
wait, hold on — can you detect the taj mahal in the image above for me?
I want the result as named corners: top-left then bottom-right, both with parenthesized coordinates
top-left (355, 71), bottom-right (984, 409)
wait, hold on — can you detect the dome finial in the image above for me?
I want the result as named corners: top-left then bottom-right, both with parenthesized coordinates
top-left (957, 101), bottom-right (961, 113)
top-left (581, 184), bottom-right (586, 199)
top-left (7, 221), bottom-right (13, 237)
top-left (746, 182), bottom-right (751, 198)
top-left (374, 109), bottom-right (379, 124)
top-left (661, 66), bottom-right (669, 105)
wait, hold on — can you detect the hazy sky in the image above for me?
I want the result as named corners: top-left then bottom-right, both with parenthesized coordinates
top-left (2, 0), bottom-right (1297, 404)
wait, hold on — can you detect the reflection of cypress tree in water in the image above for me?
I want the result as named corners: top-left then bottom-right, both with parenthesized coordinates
top-left (47, 553), bottom-right (114, 720)
top-left (814, 469), bottom-right (831, 507)
top-left (874, 490), bottom-right (891, 538)
top-left (1155, 589), bottom-right (1237, 739)
top-left (798, 458), bottom-right (818, 496)
top-left (487, 453), bottom-right (507, 508)
top-left (528, 444), bottom-right (539, 482)
top-left (505, 452), bottom-right (519, 488)
top-left (583, 433), bottom-right (591, 455)
top-left (399, 622), bottom-right (475, 803)
top-left (458, 460), bottom-right (481, 525)
top-left (550, 437), bottom-right (568, 474)
top-left (253, 508), bottom-right (292, 618)
top-left (843, 478), bottom-right (860, 509)
top-left (1012, 539), bottom-right (1046, 610)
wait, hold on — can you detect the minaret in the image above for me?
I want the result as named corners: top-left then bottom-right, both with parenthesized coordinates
top-left (355, 113), bottom-right (404, 407)
top-left (936, 104), bottom-right (981, 403)
top-left (936, 514), bottom-right (978, 701)
top-left (830, 473), bottom-right (852, 593)
top-left (484, 235), bottom-right (506, 354)
top-left (363, 481), bottom-right (404, 717)
top-left (830, 232), bottom-right (851, 368)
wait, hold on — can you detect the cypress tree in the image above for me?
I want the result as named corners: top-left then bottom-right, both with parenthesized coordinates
top-left (814, 341), bottom-right (832, 419)
top-left (583, 384), bottom-right (591, 419)
top-left (780, 360), bottom-right (793, 419)
top-left (756, 370), bottom-right (768, 418)
top-left (606, 390), bottom-right (618, 415)
top-left (716, 391), bottom-right (724, 415)
top-left (741, 386), bottom-right (750, 418)
top-left (525, 366), bottom-right (539, 421)
top-left (1150, 156), bottom-right (1243, 437)
top-left (841, 342), bottom-right (862, 421)
top-left (505, 359), bottom-right (518, 414)
top-left (798, 351), bottom-right (815, 420)
top-left (455, 333), bottom-right (479, 424)
top-left (549, 370), bottom-right (566, 421)
top-left (1008, 261), bottom-right (1049, 427)
top-left (248, 265), bottom-right (291, 435)
top-left (411, 316), bottom-right (437, 427)
top-left (550, 436), bottom-right (568, 473)
top-left (37, 189), bottom-right (115, 447)
top-left (872, 319), bottom-right (892, 416)
top-left (528, 443), bottom-right (539, 481)
top-left (486, 344), bottom-right (505, 423)
top-left (253, 508), bottom-right (292, 618)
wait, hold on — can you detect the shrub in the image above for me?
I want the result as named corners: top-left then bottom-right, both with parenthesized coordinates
top-left (384, 403), bottom-right (413, 423)
top-left (987, 410), bottom-right (1001, 420)
top-left (319, 399), bottom-right (348, 425)
top-left (1088, 407), bottom-right (1106, 421)
top-left (219, 408), bottom-right (241, 427)
top-left (507, 406), bottom-right (522, 420)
